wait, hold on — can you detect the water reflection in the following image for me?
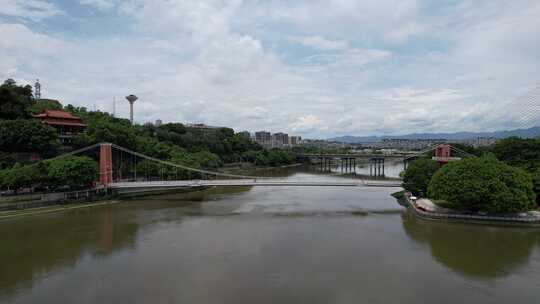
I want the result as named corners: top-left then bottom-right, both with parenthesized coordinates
top-left (0, 206), bottom-right (140, 299)
top-left (2, 170), bottom-right (540, 303)
top-left (401, 211), bottom-right (540, 279)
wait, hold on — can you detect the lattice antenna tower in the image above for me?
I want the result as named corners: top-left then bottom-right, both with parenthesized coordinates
top-left (34, 79), bottom-right (41, 100)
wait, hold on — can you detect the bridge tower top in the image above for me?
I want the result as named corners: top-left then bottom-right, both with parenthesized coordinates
top-left (433, 144), bottom-right (452, 165)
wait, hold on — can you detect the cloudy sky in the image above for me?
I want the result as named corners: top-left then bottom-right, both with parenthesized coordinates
top-left (1, 0), bottom-right (540, 138)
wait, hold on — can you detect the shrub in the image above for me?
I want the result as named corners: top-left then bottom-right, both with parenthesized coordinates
top-left (428, 156), bottom-right (536, 213)
top-left (402, 158), bottom-right (440, 196)
top-left (0, 163), bottom-right (44, 192)
top-left (47, 156), bottom-right (98, 189)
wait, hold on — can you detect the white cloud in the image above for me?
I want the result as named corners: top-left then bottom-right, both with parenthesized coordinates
top-left (0, 0), bottom-right (62, 21)
top-left (2, 0), bottom-right (540, 138)
top-left (290, 115), bottom-right (324, 133)
top-left (384, 23), bottom-right (424, 43)
top-left (79, 0), bottom-right (117, 10)
top-left (288, 35), bottom-right (349, 51)
top-left (0, 23), bottom-right (71, 81)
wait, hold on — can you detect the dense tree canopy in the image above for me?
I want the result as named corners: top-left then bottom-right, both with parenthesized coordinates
top-left (29, 99), bottom-right (63, 114)
top-left (0, 163), bottom-right (47, 192)
top-left (428, 156), bottom-right (536, 213)
top-left (532, 169), bottom-right (540, 205)
top-left (47, 156), bottom-right (98, 189)
top-left (0, 78), bottom-right (296, 192)
top-left (0, 119), bottom-right (59, 154)
top-left (402, 158), bottom-right (440, 196)
top-left (0, 79), bottom-right (34, 120)
top-left (489, 137), bottom-right (540, 171)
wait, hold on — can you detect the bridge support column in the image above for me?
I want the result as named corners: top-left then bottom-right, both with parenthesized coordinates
top-left (100, 143), bottom-right (113, 186)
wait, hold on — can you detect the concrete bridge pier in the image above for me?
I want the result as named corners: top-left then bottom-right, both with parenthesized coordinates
top-left (340, 157), bottom-right (356, 174)
top-left (320, 157), bottom-right (332, 172)
top-left (369, 157), bottom-right (385, 177)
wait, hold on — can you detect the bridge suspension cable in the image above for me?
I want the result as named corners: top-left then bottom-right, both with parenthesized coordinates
top-left (449, 145), bottom-right (476, 158)
top-left (25, 143), bottom-right (102, 168)
top-left (110, 144), bottom-right (271, 180)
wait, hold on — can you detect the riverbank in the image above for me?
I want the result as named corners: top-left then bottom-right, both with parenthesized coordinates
top-left (0, 186), bottom-right (215, 220)
top-left (395, 190), bottom-right (540, 226)
top-left (0, 199), bottom-right (123, 220)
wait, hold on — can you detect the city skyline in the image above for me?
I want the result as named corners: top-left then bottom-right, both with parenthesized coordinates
top-left (1, 0), bottom-right (540, 138)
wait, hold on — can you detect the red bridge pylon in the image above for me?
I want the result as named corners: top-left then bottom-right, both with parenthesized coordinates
top-left (100, 143), bottom-right (113, 186)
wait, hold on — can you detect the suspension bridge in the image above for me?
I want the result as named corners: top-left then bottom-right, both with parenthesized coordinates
top-left (39, 142), bottom-right (473, 194)
top-left (40, 143), bottom-right (405, 192)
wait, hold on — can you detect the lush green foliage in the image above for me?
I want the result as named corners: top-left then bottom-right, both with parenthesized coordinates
top-left (402, 158), bottom-right (440, 196)
top-left (428, 156), bottom-right (536, 213)
top-left (0, 152), bottom-right (15, 170)
top-left (0, 78), bottom-right (296, 192)
top-left (450, 143), bottom-right (485, 157)
top-left (0, 79), bottom-right (34, 120)
top-left (63, 105), bottom-right (281, 170)
top-left (29, 99), bottom-right (63, 114)
top-left (489, 137), bottom-right (540, 171)
top-left (241, 149), bottom-right (296, 166)
top-left (0, 119), bottom-right (59, 154)
top-left (0, 157), bottom-right (98, 191)
top-left (532, 168), bottom-right (540, 205)
top-left (486, 138), bottom-right (540, 206)
top-left (0, 163), bottom-right (46, 191)
top-left (47, 156), bottom-right (98, 189)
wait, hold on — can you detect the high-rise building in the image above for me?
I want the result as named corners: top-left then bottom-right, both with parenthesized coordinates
top-left (272, 132), bottom-right (289, 147)
top-left (289, 136), bottom-right (302, 146)
top-left (255, 131), bottom-right (272, 146)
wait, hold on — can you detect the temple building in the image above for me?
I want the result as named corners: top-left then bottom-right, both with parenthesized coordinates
top-left (33, 110), bottom-right (87, 144)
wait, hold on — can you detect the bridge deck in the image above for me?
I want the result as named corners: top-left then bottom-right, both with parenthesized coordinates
top-left (109, 179), bottom-right (403, 189)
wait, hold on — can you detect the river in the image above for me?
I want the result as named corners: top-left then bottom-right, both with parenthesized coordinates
top-left (1, 167), bottom-right (540, 303)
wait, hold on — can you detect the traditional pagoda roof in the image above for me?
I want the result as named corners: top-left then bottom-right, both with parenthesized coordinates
top-left (33, 110), bottom-right (87, 127)
top-left (33, 110), bottom-right (80, 120)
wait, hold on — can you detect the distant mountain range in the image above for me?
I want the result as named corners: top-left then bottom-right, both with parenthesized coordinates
top-left (327, 126), bottom-right (540, 144)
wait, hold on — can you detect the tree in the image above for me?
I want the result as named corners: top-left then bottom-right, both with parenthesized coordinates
top-left (265, 149), bottom-right (296, 166)
top-left (428, 156), bottom-right (536, 213)
top-left (29, 99), bottom-right (63, 114)
top-left (192, 151), bottom-right (223, 168)
top-left (0, 79), bottom-right (34, 119)
top-left (0, 119), bottom-right (59, 154)
top-left (402, 158), bottom-right (440, 196)
top-left (0, 163), bottom-right (43, 192)
top-left (47, 156), bottom-right (98, 189)
top-left (74, 120), bottom-right (138, 150)
top-left (490, 137), bottom-right (540, 171)
top-left (450, 143), bottom-right (484, 157)
top-left (532, 168), bottom-right (540, 205)
top-left (0, 152), bottom-right (15, 170)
